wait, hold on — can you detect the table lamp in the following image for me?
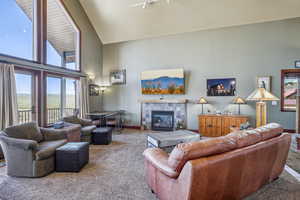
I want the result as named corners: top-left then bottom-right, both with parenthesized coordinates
top-left (232, 97), bottom-right (246, 115)
top-left (246, 87), bottom-right (279, 127)
top-left (199, 97), bottom-right (208, 114)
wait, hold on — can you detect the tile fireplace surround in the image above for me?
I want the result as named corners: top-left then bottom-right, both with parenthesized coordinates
top-left (140, 99), bottom-right (187, 130)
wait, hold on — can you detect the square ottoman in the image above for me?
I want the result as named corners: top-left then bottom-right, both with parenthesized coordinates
top-left (92, 127), bottom-right (113, 145)
top-left (56, 142), bottom-right (89, 172)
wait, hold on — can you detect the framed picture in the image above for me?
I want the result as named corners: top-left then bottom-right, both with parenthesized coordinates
top-left (110, 69), bottom-right (126, 85)
top-left (295, 60), bottom-right (300, 68)
top-left (89, 84), bottom-right (100, 96)
top-left (281, 69), bottom-right (300, 112)
top-left (141, 68), bottom-right (185, 95)
top-left (257, 76), bottom-right (272, 92)
top-left (207, 78), bottom-right (236, 96)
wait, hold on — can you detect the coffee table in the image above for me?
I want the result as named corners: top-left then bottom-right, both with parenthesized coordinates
top-left (147, 130), bottom-right (201, 153)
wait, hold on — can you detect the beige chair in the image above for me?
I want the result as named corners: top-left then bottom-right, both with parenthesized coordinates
top-left (0, 122), bottom-right (67, 177)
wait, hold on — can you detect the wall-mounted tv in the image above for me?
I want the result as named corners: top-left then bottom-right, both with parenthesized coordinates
top-left (141, 68), bottom-right (185, 95)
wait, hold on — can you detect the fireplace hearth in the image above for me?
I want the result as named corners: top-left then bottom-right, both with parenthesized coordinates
top-left (151, 111), bottom-right (174, 131)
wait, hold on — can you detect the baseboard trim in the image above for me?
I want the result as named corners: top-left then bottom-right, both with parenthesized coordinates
top-left (284, 129), bottom-right (296, 133)
top-left (123, 125), bottom-right (141, 130)
top-left (122, 127), bottom-right (296, 133)
top-left (188, 129), bottom-right (199, 133)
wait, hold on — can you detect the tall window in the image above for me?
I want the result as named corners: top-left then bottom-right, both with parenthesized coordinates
top-left (47, 76), bottom-right (62, 124)
top-left (0, 0), bottom-right (80, 70)
top-left (0, 0), bottom-right (34, 60)
top-left (46, 0), bottom-right (79, 70)
top-left (46, 75), bottom-right (79, 125)
top-left (15, 71), bottom-right (37, 123)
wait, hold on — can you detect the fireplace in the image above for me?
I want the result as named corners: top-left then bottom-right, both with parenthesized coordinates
top-left (151, 111), bottom-right (174, 131)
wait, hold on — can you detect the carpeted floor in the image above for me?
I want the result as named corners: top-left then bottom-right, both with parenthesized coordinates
top-left (0, 129), bottom-right (299, 200)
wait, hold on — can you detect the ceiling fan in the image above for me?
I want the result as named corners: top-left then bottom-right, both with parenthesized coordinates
top-left (131, 0), bottom-right (171, 9)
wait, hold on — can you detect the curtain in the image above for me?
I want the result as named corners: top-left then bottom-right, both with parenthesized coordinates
top-left (79, 77), bottom-right (90, 118)
top-left (0, 63), bottom-right (18, 130)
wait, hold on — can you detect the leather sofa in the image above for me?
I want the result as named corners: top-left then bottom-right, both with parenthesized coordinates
top-left (0, 122), bottom-right (67, 177)
top-left (143, 123), bottom-right (291, 200)
top-left (63, 116), bottom-right (96, 143)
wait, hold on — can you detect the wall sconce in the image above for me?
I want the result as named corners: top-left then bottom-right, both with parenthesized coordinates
top-left (87, 73), bottom-right (95, 82)
top-left (100, 86), bottom-right (107, 94)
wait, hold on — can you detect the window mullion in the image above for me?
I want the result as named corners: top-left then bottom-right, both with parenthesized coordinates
top-left (61, 78), bottom-right (66, 118)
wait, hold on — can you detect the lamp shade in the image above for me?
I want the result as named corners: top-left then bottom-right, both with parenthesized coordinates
top-left (246, 88), bottom-right (279, 101)
top-left (232, 97), bottom-right (246, 104)
top-left (199, 97), bottom-right (208, 104)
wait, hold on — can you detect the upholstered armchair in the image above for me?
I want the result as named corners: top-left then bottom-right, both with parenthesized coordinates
top-left (0, 122), bottom-right (67, 177)
top-left (63, 116), bottom-right (96, 143)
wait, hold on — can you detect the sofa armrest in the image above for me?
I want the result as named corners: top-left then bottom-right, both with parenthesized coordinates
top-left (40, 128), bottom-right (67, 141)
top-left (143, 148), bottom-right (179, 178)
top-left (79, 118), bottom-right (93, 126)
top-left (0, 135), bottom-right (38, 151)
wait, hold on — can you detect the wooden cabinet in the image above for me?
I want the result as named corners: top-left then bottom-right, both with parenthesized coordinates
top-left (198, 115), bottom-right (248, 137)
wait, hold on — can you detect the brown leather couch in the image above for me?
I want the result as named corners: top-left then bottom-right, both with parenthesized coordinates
top-left (143, 123), bottom-right (291, 200)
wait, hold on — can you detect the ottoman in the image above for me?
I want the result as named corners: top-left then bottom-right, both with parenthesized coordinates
top-left (56, 142), bottom-right (89, 172)
top-left (92, 127), bottom-right (113, 145)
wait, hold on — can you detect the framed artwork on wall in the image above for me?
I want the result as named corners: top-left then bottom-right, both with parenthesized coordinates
top-left (281, 69), bottom-right (300, 112)
top-left (257, 76), bottom-right (272, 91)
top-left (207, 78), bottom-right (236, 96)
top-left (295, 60), bottom-right (300, 68)
top-left (141, 68), bottom-right (185, 95)
top-left (110, 69), bottom-right (126, 85)
top-left (89, 84), bottom-right (100, 96)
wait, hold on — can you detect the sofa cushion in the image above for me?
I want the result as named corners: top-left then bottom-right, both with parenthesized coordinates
top-left (4, 122), bottom-right (43, 142)
top-left (168, 136), bottom-right (237, 172)
top-left (81, 125), bottom-right (96, 136)
top-left (35, 139), bottom-right (67, 160)
top-left (226, 129), bottom-right (261, 148)
top-left (63, 116), bottom-right (81, 124)
top-left (256, 123), bottom-right (283, 141)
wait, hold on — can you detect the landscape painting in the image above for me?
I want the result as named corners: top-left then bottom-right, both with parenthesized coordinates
top-left (207, 78), bottom-right (236, 96)
top-left (141, 69), bottom-right (185, 95)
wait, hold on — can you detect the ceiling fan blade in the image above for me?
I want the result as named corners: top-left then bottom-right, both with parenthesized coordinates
top-left (130, 2), bottom-right (145, 7)
top-left (143, 1), bottom-right (147, 8)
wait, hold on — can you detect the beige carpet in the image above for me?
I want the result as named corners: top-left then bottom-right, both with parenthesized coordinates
top-left (0, 129), bottom-right (299, 200)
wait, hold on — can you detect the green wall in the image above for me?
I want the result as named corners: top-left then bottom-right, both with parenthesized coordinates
top-left (102, 18), bottom-right (299, 130)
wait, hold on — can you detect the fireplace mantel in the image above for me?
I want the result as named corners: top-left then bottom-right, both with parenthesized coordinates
top-left (139, 99), bottom-right (188, 104)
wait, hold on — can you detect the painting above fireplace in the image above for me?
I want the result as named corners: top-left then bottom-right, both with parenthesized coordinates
top-left (151, 111), bottom-right (174, 131)
top-left (141, 68), bottom-right (185, 95)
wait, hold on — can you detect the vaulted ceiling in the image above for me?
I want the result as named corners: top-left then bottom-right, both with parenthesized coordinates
top-left (79, 0), bottom-right (300, 44)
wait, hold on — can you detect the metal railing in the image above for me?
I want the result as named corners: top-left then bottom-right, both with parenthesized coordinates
top-left (18, 108), bottom-right (77, 124)
top-left (18, 109), bottom-right (32, 124)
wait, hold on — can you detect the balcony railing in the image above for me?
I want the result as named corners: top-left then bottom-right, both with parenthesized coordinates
top-left (18, 109), bottom-right (32, 124)
top-left (18, 108), bottom-right (77, 124)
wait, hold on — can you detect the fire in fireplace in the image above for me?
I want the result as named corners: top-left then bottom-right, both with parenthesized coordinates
top-left (151, 111), bottom-right (174, 131)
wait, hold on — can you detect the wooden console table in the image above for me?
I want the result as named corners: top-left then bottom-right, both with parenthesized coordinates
top-left (198, 115), bottom-right (249, 137)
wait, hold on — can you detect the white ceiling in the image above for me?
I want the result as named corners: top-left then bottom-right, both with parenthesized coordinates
top-left (79, 0), bottom-right (300, 44)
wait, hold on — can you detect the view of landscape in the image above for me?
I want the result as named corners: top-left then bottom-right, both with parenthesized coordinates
top-left (1, 0), bottom-right (78, 124)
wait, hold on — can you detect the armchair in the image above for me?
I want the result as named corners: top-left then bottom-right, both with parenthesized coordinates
top-left (0, 122), bottom-right (67, 177)
top-left (63, 116), bottom-right (96, 143)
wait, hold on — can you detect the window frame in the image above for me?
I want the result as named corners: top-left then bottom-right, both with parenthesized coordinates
top-left (45, 72), bottom-right (80, 125)
top-left (45, 0), bottom-right (81, 71)
top-left (0, 0), bottom-right (81, 72)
